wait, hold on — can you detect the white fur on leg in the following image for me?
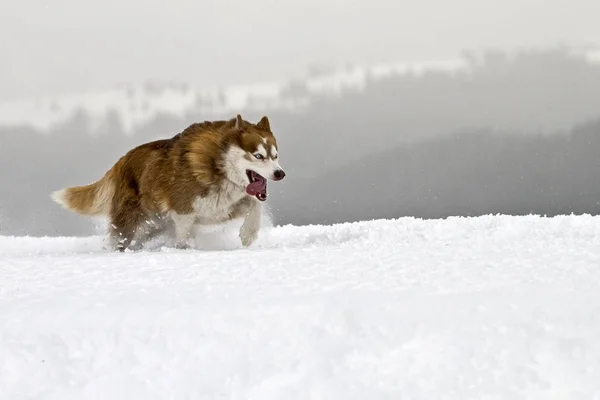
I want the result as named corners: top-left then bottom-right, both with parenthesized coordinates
top-left (170, 212), bottom-right (196, 249)
top-left (239, 200), bottom-right (262, 247)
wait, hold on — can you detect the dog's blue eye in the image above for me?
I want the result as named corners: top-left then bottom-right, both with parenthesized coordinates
top-left (254, 154), bottom-right (264, 159)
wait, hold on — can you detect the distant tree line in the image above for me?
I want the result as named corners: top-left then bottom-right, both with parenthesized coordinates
top-left (0, 47), bottom-right (599, 236)
top-left (276, 119), bottom-right (600, 225)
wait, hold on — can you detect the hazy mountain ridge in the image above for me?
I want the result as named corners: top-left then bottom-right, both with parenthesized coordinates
top-left (2, 47), bottom-right (598, 135)
top-left (0, 58), bottom-right (470, 134)
top-left (1, 47), bottom-right (600, 236)
top-left (285, 119), bottom-right (600, 226)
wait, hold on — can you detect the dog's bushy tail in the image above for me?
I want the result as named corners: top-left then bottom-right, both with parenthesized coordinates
top-left (51, 169), bottom-right (115, 216)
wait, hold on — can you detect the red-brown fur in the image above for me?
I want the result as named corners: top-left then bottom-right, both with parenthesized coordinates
top-left (52, 115), bottom-right (281, 251)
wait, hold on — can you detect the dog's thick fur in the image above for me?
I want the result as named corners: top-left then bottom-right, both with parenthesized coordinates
top-left (51, 115), bottom-right (285, 251)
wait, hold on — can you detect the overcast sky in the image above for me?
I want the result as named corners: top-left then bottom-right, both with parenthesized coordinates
top-left (0, 0), bottom-right (598, 101)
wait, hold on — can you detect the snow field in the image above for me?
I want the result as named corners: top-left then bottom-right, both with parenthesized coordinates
top-left (1, 214), bottom-right (600, 399)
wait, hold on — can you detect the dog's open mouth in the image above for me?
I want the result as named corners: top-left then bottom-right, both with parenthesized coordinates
top-left (246, 170), bottom-right (267, 201)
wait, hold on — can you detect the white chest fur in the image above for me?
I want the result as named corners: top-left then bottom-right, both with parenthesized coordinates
top-left (193, 180), bottom-right (246, 224)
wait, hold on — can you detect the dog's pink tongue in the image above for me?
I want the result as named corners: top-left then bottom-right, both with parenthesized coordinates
top-left (246, 175), bottom-right (267, 198)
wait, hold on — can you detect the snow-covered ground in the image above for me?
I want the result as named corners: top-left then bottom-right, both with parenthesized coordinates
top-left (1, 214), bottom-right (600, 399)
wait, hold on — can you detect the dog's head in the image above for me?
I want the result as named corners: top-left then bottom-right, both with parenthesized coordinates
top-left (224, 114), bottom-right (285, 201)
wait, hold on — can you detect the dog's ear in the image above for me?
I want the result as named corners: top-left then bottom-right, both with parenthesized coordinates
top-left (256, 116), bottom-right (271, 132)
top-left (235, 114), bottom-right (244, 130)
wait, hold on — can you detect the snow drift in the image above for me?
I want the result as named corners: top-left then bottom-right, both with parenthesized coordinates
top-left (1, 214), bottom-right (600, 399)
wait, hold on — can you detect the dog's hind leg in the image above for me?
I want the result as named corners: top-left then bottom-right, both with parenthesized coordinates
top-left (126, 218), bottom-right (166, 251)
top-left (109, 197), bottom-right (147, 252)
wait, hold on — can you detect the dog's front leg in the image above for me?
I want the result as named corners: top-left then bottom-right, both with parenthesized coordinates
top-left (239, 199), bottom-right (262, 247)
top-left (170, 212), bottom-right (196, 249)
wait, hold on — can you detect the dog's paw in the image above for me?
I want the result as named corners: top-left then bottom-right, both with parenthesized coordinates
top-left (174, 241), bottom-right (191, 250)
top-left (239, 226), bottom-right (259, 247)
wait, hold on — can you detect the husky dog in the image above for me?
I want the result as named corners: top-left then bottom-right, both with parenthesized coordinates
top-left (51, 114), bottom-right (285, 251)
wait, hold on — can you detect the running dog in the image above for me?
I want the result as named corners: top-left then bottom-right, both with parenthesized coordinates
top-left (51, 115), bottom-right (285, 251)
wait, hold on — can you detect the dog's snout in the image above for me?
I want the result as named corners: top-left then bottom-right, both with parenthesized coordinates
top-left (273, 169), bottom-right (286, 181)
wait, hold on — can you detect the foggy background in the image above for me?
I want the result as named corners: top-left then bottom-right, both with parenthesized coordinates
top-left (1, 0), bottom-right (600, 236)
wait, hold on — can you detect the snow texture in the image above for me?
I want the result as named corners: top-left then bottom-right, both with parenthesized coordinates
top-left (1, 214), bottom-right (600, 399)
